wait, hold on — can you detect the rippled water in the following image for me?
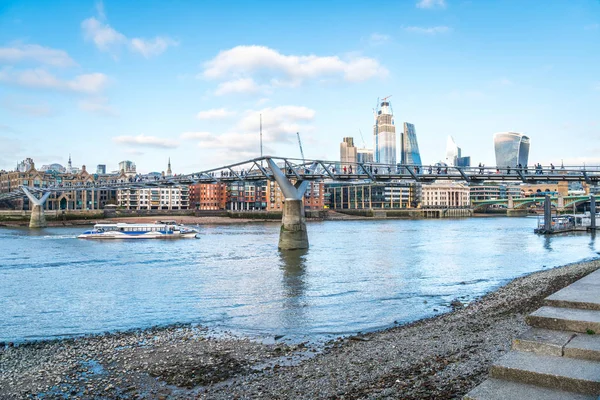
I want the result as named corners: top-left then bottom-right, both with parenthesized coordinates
top-left (0, 217), bottom-right (597, 343)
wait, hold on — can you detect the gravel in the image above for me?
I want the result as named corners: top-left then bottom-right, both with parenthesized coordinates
top-left (1, 259), bottom-right (598, 399)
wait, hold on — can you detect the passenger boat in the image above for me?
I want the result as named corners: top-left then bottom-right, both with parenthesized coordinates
top-left (77, 220), bottom-right (199, 239)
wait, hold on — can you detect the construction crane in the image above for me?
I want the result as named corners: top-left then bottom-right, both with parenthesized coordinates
top-left (359, 129), bottom-right (366, 148)
top-left (296, 132), bottom-right (305, 163)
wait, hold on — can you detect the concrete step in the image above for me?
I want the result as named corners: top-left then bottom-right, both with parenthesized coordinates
top-left (527, 306), bottom-right (600, 333)
top-left (464, 378), bottom-right (598, 400)
top-left (512, 328), bottom-right (576, 356)
top-left (565, 334), bottom-right (600, 362)
top-left (490, 351), bottom-right (600, 395)
top-left (544, 269), bottom-right (600, 311)
top-left (513, 328), bottom-right (600, 361)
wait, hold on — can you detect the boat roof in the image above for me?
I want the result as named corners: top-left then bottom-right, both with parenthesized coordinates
top-left (94, 222), bottom-right (172, 228)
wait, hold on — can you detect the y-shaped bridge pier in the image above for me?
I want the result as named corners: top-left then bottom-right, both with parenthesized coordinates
top-left (21, 187), bottom-right (51, 228)
top-left (266, 158), bottom-right (317, 250)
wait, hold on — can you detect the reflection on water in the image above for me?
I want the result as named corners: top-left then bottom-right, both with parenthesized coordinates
top-left (0, 218), bottom-right (598, 343)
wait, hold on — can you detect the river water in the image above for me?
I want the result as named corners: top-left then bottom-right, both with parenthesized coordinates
top-left (0, 217), bottom-right (597, 343)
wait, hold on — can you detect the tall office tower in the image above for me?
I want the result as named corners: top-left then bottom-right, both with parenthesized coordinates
top-left (446, 136), bottom-right (461, 166)
top-left (373, 98), bottom-right (396, 166)
top-left (445, 136), bottom-right (471, 166)
top-left (493, 132), bottom-right (530, 167)
top-left (340, 137), bottom-right (357, 168)
top-left (96, 164), bottom-right (106, 174)
top-left (357, 148), bottom-right (374, 164)
top-left (401, 123), bottom-right (422, 165)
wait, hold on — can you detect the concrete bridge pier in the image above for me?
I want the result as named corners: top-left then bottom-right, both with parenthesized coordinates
top-left (22, 187), bottom-right (51, 228)
top-left (266, 158), bottom-right (316, 250)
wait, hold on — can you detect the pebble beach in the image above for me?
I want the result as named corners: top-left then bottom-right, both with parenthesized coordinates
top-left (1, 259), bottom-right (598, 399)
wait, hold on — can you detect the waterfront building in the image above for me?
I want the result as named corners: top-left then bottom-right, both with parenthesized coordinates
top-left (0, 159), bottom-right (120, 211)
top-left (118, 160), bottom-right (137, 177)
top-left (226, 180), bottom-right (324, 211)
top-left (327, 182), bottom-right (417, 210)
top-left (189, 182), bottom-right (228, 210)
top-left (521, 182), bottom-right (569, 197)
top-left (493, 132), bottom-right (530, 167)
top-left (340, 137), bottom-right (357, 169)
top-left (96, 164), bottom-right (106, 174)
top-left (373, 99), bottom-right (396, 166)
top-left (401, 123), bottom-right (422, 166)
top-left (421, 182), bottom-right (470, 208)
top-left (470, 184), bottom-right (522, 201)
top-left (117, 186), bottom-right (189, 210)
top-left (40, 163), bottom-right (66, 173)
top-left (357, 148), bottom-right (374, 164)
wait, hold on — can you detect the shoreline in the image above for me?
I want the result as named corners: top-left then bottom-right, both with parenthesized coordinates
top-left (0, 211), bottom-right (514, 228)
top-left (1, 259), bottom-right (599, 399)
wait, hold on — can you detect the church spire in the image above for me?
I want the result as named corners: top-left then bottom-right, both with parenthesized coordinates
top-left (167, 157), bottom-right (172, 176)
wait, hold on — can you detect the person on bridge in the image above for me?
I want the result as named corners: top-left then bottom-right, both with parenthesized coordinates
top-left (349, 165), bottom-right (353, 174)
top-left (550, 163), bottom-right (555, 171)
top-left (374, 167), bottom-right (378, 175)
top-left (343, 166), bottom-right (347, 174)
top-left (507, 166), bottom-right (511, 174)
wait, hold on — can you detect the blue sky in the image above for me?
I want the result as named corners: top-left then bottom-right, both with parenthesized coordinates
top-left (0, 0), bottom-right (598, 173)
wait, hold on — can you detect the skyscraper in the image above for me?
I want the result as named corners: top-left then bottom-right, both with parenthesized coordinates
top-left (340, 137), bottom-right (357, 168)
top-left (446, 136), bottom-right (461, 166)
top-left (357, 148), bottom-right (374, 164)
top-left (493, 132), bottom-right (530, 167)
top-left (96, 164), bottom-right (106, 174)
top-left (401, 123), bottom-right (422, 165)
top-left (373, 99), bottom-right (396, 166)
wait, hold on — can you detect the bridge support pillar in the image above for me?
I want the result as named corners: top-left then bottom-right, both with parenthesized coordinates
top-left (279, 199), bottom-right (308, 250)
top-left (544, 195), bottom-right (552, 232)
top-left (266, 158), bottom-right (317, 250)
top-left (507, 195), bottom-right (514, 209)
top-left (591, 195), bottom-right (596, 230)
top-left (557, 195), bottom-right (564, 210)
top-left (22, 187), bottom-right (51, 228)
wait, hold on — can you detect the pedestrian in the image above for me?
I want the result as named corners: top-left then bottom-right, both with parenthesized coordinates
top-left (374, 167), bottom-right (378, 175)
top-left (550, 163), bottom-right (555, 171)
top-left (343, 166), bottom-right (347, 174)
top-left (349, 165), bottom-right (353, 174)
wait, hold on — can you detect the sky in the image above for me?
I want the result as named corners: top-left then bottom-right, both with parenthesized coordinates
top-left (0, 0), bottom-right (599, 174)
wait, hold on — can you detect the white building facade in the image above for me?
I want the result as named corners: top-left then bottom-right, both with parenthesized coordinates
top-left (421, 182), bottom-right (470, 208)
top-left (117, 187), bottom-right (189, 210)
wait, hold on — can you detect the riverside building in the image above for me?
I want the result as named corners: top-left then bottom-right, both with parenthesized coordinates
top-left (327, 182), bottom-right (417, 210)
top-left (117, 186), bottom-right (189, 210)
top-left (340, 137), bottom-right (358, 169)
top-left (421, 182), bottom-right (470, 208)
top-left (373, 98), bottom-right (396, 166)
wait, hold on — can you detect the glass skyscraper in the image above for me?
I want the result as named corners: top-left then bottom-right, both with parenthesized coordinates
top-left (401, 123), bottom-right (422, 165)
top-left (493, 132), bottom-right (530, 167)
top-left (373, 100), bottom-right (396, 166)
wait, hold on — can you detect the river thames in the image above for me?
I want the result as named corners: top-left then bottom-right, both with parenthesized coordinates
top-left (0, 217), bottom-right (597, 343)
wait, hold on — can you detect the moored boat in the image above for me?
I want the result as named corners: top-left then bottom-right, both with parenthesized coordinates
top-left (77, 221), bottom-right (199, 239)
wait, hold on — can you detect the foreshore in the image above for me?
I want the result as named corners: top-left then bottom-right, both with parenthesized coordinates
top-left (1, 259), bottom-right (598, 399)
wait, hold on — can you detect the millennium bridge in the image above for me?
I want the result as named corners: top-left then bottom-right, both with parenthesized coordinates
top-left (1, 156), bottom-right (599, 249)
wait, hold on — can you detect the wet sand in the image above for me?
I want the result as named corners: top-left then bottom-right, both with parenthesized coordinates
top-left (1, 259), bottom-right (598, 399)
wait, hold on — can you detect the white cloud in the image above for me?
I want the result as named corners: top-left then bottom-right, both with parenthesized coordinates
top-left (214, 78), bottom-right (261, 96)
top-left (180, 131), bottom-right (213, 140)
top-left (0, 44), bottom-right (77, 67)
top-left (113, 134), bottom-right (179, 148)
top-left (81, 17), bottom-right (127, 53)
top-left (237, 105), bottom-right (316, 143)
top-left (1, 97), bottom-right (53, 116)
top-left (202, 45), bottom-right (387, 87)
top-left (416, 0), bottom-right (446, 9)
top-left (130, 37), bottom-right (179, 58)
top-left (196, 108), bottom-right (235, 120)
top-left (0, 68), bottom-right (109, 94)
top-left (404, 26), bottom-right (451, 34)
top-left (81, 13), bottom-right (177, 58)
top-left (95, 0), bottom-right (106, 20)
top-left (78, 97), bottom-right (117, 116)
top-left (367, 33), bottom-right (391, 46)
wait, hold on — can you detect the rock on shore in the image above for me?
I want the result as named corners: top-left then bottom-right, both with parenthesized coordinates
top-left (1, 259), bottom-right (598, 399)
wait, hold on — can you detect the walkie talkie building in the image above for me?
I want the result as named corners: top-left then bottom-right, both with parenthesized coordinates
top-left (493, 132), bottom-right (530, 167)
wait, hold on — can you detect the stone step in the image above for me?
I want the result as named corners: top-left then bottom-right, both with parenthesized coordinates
top-left (512, 328), bottom-right (576, 356)
top-left (464, 378), bottom-right (598, 400)
top-left (527, 306), bottom-right (600, 333)
top-left (544, 269), bottom-right (600, 311)
top-left (490, 351), bottom-right (600, 395)
top-left (565, 334), bottom-right (600, 362)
